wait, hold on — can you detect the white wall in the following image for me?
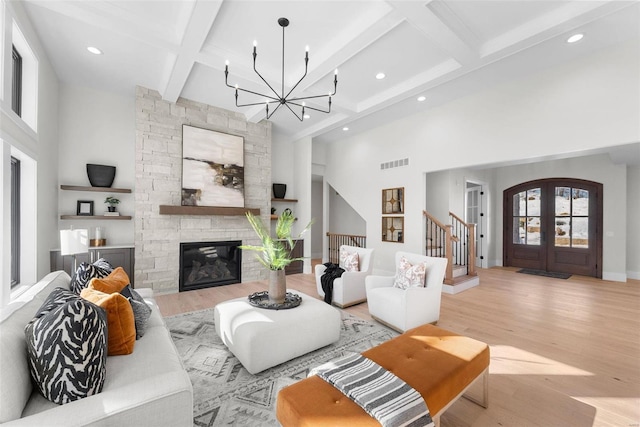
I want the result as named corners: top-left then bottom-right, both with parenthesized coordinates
top-left (320, 40), bottom-right (639, 275)
top-left (57, 84), bottom-right (135, 246)
top-left (311, 179), bottom-right (323, 259)
top-left (293, 136), bottom-right (313, 273)
top-left (328, 187), bottom-right (366, 236)
top-left (272, 138), bottom-right (295, 196)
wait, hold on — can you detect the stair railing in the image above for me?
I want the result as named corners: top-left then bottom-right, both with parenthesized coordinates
top-left (423, 210), bottom-right (477, 284)
top-left (325, 232), bottom-right (367, 264)
top-left (423, 210), bottom-right (454, 284)
top-left (449, 211), bottom-right (477, 277)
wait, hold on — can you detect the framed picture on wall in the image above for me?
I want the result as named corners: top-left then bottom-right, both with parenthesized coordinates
top-left (382, 187), bottom-right (404, 214)
top-left (77, 200), bottom-right (94, 216)
top-left (382, 216), bottom-right (404, 243)
top-left (181, 125), bottom-right (245, 207)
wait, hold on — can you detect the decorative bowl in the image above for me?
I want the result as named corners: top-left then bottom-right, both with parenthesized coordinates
top-left (272, 183), bottom-right (287, 199)
top-left (87, 164), bottom-right (116, 187)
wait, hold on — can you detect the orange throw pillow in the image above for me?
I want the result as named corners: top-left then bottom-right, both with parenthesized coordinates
top-left (80, 288), bottom-right (136, 356)
top-left (89, 267), bottom-right (130, 294)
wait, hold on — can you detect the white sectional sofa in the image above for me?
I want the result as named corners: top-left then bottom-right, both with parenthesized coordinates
top-left (0, 270), bottom-right (193, 426)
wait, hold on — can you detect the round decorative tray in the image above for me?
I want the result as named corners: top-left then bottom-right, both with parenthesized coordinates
top-left (248, 291), bottom-right (302, 310)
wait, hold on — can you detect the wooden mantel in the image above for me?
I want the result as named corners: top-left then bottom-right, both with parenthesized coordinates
top-left (159, 205), bottom-right (260, 216)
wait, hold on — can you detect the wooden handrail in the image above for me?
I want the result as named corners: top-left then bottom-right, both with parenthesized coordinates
top-left (423, 210), bottom-right (448, 230)
top-left (449, 211), bottom-right (466, 225)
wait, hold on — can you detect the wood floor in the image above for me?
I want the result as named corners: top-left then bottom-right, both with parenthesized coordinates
top-left (155, 267), bottom-right (640, 427)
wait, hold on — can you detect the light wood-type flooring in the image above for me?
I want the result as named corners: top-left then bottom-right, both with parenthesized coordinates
top-left (155, 267), bottom-right (640, 427)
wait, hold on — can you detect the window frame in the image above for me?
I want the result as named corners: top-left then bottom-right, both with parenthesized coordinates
top-left (11, 156), bottom-right (20, 287)
top-left (11, 44), bottom-right (22, 117)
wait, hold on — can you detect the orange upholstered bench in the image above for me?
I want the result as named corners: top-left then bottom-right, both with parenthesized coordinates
top-left (276, 323), bottom-right (490, 426)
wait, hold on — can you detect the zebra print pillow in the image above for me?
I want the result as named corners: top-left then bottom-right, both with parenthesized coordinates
top-left (25, 290), bottom-right (108, 405)
top-left (70, 258), bottom-right (114, 294)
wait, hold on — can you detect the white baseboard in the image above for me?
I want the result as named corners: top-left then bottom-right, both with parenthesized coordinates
top-left (602, 272), bottom-right (627, 282)
top-left (626, 270), bottom-right (640, 280)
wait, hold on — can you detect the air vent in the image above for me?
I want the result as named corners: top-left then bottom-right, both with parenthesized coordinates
top-left (380, 158), bottom-right (409, 170)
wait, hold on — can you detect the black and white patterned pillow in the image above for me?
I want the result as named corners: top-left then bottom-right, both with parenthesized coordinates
top-left (25, 292), bottom-right (108, 405)
top-left (70, 258), bottom-right (114, 294)
top-left (33, 287), bottom-right (82, 319)
top-left (120, 285), bottom-right (152, 339)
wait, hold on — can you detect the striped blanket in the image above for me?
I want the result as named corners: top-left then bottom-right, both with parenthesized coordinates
top-left (311, 353), bottom-right (435, 427)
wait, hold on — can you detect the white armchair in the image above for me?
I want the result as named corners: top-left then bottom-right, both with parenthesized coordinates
top-left (315, 245), bottom-right (375, 308)
top-left (365, 252), bottom-right (448, 332)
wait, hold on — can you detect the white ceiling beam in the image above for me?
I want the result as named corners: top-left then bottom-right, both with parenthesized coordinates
top-left (27, 0), bottom-right (183, 50)
top-left (388, 0), bottom-right (478, 65)
top-left (161, 0), bottom-right (223, 102)
top-left (357, 58), bottom-right (461, 112)
top-left (296, 6), bottom-right (405, 91)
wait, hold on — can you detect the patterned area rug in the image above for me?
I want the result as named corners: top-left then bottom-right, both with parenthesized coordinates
top-left (166, 307), bottom-right (398, 426)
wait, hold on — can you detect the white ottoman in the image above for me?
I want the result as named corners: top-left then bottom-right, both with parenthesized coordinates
top-left (214, 290), bottom-right (341, 374)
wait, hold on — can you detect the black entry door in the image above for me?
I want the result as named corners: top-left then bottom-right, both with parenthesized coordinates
top-left (504, 178), bottom-right (602, 278)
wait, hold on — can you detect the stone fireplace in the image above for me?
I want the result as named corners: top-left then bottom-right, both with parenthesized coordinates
top-left (179, 241), bottom-right (241, 291)
top-left (134, 86), bottom-right (272, 293)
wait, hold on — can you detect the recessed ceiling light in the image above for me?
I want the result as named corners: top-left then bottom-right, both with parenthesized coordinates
top-left (87, 46), bottom-right (103, 55)
top-left (375, 72), bottom-right (386, 80)
top-left (342, 127), bottom-right (349, 131)
top-left (567, 33), bottom-right (583, 44)
top-left (303, 114), bottom-right (310, 119)
top-left (417, 96), bottom-right (426, 102)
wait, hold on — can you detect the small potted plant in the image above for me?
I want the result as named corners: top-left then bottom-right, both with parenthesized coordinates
top-left (104, 196), bottom-right (120, 212)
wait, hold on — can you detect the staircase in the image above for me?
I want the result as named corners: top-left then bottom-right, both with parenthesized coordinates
top-left (424, 210), bottom-right (479, 294)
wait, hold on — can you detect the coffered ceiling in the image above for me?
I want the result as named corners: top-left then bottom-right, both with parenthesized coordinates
top-left (20, 1), bottom-right (640, 144)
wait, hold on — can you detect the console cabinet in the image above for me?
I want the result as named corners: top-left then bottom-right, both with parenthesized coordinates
top-left (284, 239), bottom-right (304, 275)
top-left (50, 246), bottom-right (135, 286)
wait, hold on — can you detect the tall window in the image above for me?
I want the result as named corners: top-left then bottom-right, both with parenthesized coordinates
top-left (554, 186), bottom-right (589, 249)
top-left (11, 156), bottom-right (20, 287)
top-left (11, 45), bottom-right (22, 117)
top-left (512, 188), bottom-right (541, 245)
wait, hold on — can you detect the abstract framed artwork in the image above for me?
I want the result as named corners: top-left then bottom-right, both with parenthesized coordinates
top-left (181, 125), bottom-right (245, 207)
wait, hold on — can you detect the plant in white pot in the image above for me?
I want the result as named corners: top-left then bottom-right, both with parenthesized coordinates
top-left (241, 210), bottom-right (313, 304)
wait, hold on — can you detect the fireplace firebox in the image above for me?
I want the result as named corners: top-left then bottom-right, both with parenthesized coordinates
top-left (179, 241), bottom-right (241, 292)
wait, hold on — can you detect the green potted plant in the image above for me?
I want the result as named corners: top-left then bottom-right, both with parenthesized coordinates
top-left (241, 210), bottom-right (313, 304)
top-left (104, 196), bottom-right (120, 212)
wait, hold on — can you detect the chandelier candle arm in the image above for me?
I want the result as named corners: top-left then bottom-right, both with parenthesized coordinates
top-left (223, 17), bottom-right (338, 122)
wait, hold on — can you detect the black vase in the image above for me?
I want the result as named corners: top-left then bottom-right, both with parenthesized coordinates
top-left (272, 183), bottom-right (287, 199)
top-left (87, 164), bottom-right (116, 188)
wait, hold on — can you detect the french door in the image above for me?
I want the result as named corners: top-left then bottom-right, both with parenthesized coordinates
top-left (504, 178), bottom-right (602, 278)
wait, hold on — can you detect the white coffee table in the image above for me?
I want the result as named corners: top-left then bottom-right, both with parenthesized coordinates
top-left (214, 290), bottom-right (341, 374)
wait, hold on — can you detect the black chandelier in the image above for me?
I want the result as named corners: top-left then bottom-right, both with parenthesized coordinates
top-left (224, 17), bottom-right (338, 122)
